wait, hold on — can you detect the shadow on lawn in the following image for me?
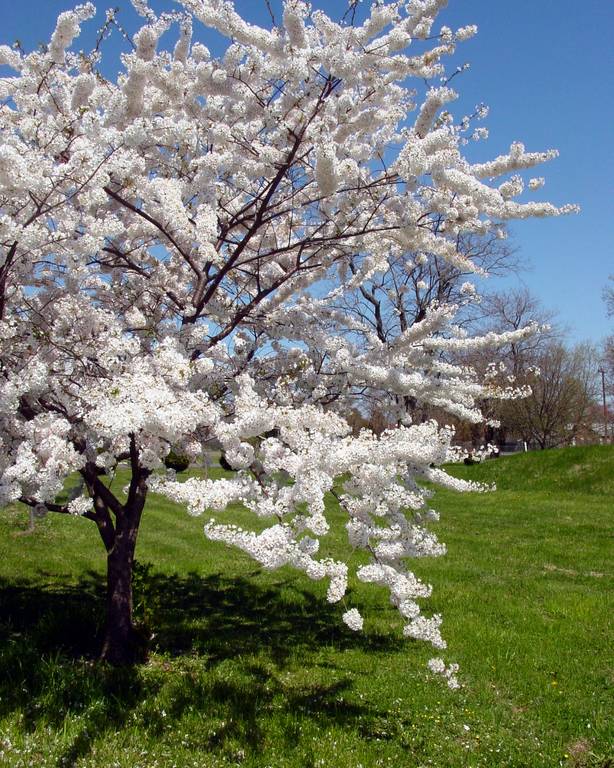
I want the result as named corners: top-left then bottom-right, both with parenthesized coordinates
top-left (0, 569), bottom-right (402, 763)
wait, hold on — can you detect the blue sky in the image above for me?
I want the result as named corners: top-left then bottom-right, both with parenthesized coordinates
top-left (2, 0), bottom-right (612, 345)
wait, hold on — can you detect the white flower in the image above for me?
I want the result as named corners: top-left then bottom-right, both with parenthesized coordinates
top-left (342, 609), bottom-right (364, 631)
top-left (67, 496), bottom-right (94, 516)
top-left (455, 25), bottom-right (478, 41)
top-left (529, 177), bottom-right (545, 190)
top-left (427, 657), bottom-right (445, 674)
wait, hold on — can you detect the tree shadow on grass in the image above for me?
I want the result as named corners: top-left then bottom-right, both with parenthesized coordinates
top-left (134, 567), bottom-right (400, 662)
top-left (0, 569), bottom-right (404, 765)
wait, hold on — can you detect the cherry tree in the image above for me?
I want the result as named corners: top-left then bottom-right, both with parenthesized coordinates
top-left (0, 0), bottom-right (574, 670)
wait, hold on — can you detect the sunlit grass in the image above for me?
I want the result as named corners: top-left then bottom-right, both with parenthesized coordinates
top-left (0, 446), bottom-right (612, 767)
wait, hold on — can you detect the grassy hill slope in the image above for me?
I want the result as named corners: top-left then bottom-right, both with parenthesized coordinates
top-left (448, 444), bottom-right (614, 496)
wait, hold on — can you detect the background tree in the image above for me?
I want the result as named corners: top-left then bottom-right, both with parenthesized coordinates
top-left (478, 288), bottom-right (561, 376)
top-left (457, 287), bottom-right (558, 446)
top-left (604, 276), bottom-right (614, 317)
top-left (464, 289), bottom-right (599, 449)
top-left (603, 277), bottom-right (614, 385)
top-left (0, 0), bottom-right (574, 673)
top-left (598, 275), bottom-right (614, 438)
top-left (507, 343), bottom-right (597, 449)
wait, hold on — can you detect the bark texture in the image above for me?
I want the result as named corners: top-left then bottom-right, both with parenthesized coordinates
top-left (100, 506), bottom-right (146, 665)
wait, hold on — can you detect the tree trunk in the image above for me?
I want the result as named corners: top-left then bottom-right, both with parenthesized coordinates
top-left (100, 508), bottom-right (145, 665)
top-left (85, 441), bottom-right (150, 666)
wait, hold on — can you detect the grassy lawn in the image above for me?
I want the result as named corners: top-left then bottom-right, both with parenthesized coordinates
top-left (0, 446), bottom-right (612, 768)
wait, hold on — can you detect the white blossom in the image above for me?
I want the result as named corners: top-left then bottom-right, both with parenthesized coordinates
top-left (342, 608), bottom-right (364, 631)
top-left (67, 495), bottom-right (94, 516)
top-left (49, 4), bottom-right (95, 63)
top-left (455, 25), bottom-right (478, 41)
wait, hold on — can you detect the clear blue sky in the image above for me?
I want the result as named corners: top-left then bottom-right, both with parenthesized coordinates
top-left (2, 0), bottom-right (612, 345)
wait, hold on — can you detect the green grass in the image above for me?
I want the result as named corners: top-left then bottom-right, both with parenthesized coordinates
top-left (0, 446), bottom-right (612, 768)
